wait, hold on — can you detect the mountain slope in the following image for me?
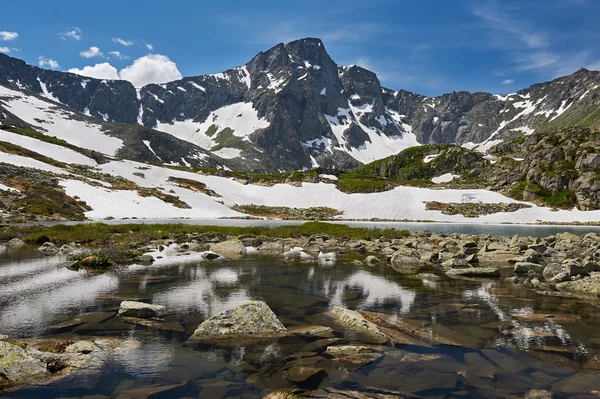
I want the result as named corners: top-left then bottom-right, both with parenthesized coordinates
top-left (1, 38), bottom-right (600, 172)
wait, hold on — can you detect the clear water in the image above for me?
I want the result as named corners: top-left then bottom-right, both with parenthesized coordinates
top-left (1, 246), bottom-right (600, 398)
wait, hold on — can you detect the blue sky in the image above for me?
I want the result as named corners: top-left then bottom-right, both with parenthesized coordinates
top-left (1, 0), bottom-right (600, 95)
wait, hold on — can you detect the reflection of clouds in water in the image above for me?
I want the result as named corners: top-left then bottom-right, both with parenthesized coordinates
top-left (495, 320), bottom-right (574, 351)
top-left (0, 256), bottom-right (66, 280)
top-left (463, 282), bottom-right (507, 321)
top-left (211, 268), bottom-right (239, 284)
top-left (0, 267), bottom-right (85, 299)
top-left (329, 271), bottom-right (416, 314)
top-left (153, 268), bottom-right (251, 317)
top-left (113, 336), bottom-right (175, 378)
top-left (0, 273), bottom-right (116, 336)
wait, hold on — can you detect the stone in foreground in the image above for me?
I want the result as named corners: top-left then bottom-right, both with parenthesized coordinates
top-left (118, 301), bottom-right (166, 319)
top-left (190, 301), bottom-right (287, 340)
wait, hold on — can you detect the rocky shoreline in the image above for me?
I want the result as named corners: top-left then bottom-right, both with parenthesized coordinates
top-left (2, 225), bottom-right (600, 396)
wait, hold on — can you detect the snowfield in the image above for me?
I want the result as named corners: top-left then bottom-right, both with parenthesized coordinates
top-left (0, 86), bottom-right (123, 155)
top-left (2, 131), bottom-right (600, 224)
top-left (0, 129), bottom-right (97, 166)
top-left (59, 158), bottom-right (600, 224)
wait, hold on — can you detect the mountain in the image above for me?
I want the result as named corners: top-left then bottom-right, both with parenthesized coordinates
top-left (1, 38), bottom-right (600, 172)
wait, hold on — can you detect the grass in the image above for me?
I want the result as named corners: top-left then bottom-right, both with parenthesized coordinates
top-left (0, 222), bottom-right (411, 247)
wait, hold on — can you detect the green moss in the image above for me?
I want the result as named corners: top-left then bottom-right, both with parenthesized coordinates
top-left (0, 222), bottom-right (410, 247)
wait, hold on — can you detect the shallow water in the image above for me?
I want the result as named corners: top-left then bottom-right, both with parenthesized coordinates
top-left (2, 246), bottom-right (600, 398)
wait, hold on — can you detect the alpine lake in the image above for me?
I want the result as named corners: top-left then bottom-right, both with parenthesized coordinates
top-left (2, 222), bottom-right (600, 399)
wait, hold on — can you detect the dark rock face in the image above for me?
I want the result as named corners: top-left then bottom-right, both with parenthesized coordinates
top-left (2, 39), bottom-right (600, 172)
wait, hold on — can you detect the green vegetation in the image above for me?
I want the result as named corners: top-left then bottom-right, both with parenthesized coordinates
top-left (0, 222), bottom-right (411, 247)
top-left (231, 205), bottom-right (342, 219)
top-left (70, 252), bottom-right (114, 269)
top-left (336, 178), bottom-right (389, 193)
top-left (0, 141), bottom-right (67, 168)
top-left (205, 124), bottom-right (218, 137)
top-left (544, 190), bottom-right (578, 208)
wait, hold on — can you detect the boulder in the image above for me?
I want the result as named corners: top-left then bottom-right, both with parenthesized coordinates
top-left (286, 366), bottom-right (327, 384)
top-left (556, 276), bottom-right (600, 296)
top-left (0, 341), bottom-right (47, 383)
top-left (4, 238), bottom-right (26, 249)
top-left (118, 301), bottom-right (166, 319)
top-left (38, 242), bottom-right (59, 255)
top-left (209, 239), bottom-right (247, 257)
top-left (317, 252), bottom-right (336, 267)
top-left (514, 262), bottom-right (544, 274)
top-left (190, 301), bottom-right (287, 340)
top-left (64, 340), bottom-right (98, 354)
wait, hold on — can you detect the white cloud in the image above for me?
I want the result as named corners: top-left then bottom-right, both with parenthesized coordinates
top-left (109, 51), bottom-right (129, 60)
top-left (38, 56), bottom-right (60, 69)
top-left (68, 63), bottom-right (119, 80)
top-left (59, 27), bottom-right (82, 41)
top-left (80, 46), bottom-right (104, 58)
top-left (145, 43), bottom-right (154, 51)
top-left (113, 38), bottom-right (134, 46)
top-left (69, 54), bottom-right (182, 87)
top-left (0, 31), bottom-right (18, 41)
top-left (119, 54), bottom-right (182, 87)
top-left (0, 47), bottom-right (11, 53)
top-left (501, 79), bottom-right (514, 85)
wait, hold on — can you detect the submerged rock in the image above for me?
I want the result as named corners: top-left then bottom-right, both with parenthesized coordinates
top-left (118, 301), bottom-right (166, 319)
top-left (190, 301), bottom-right (287, 340)
top-left (325, 307), bottom-right (391, 344)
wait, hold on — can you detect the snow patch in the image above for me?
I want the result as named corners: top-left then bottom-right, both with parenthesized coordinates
top-left (431, 173), bottom-right (459, 184)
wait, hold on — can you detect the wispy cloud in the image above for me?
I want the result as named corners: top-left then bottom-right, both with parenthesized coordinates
top-left (0, 47), bottom-right (11, 53)
top-left (59, 27), bottom-right (82, 41)
top-left (113, 38), bottom-right (134, 46)
top-left (80, 46), bottom-right (104, 58)
top-left (471, 0), bottom-right (600, 78)
top-left (145, 43), bottom-right (154, 51)
top-left (500, 79), bottom-right (513, 85)
top-left (0, 31), bottom-right (18, 41)
top-left (109, 50), bottom-right (129, 60)
top-left (38, 56), bottom-right (60, 69)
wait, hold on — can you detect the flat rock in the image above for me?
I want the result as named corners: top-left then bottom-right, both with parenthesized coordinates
top-left (190, 301), bottom-right (287, 340)
top-left (118, 301), bottom-right (166, 319)
top-left (511, 313), bottom-right (580, 324)
top-left (446, 267), bottom-right (500, 277)
top-left (119, 317), bottom-right (185, 333)
top-left (514, 262), bottom-right (544, 274)
top-left (325, 345), bottom-right (385, 357)
top-left (335, 353), bottom-right (381, 371)
top-left (288, 325), bottom-right (334, 339)
top-left (300, 387), bottom-right (420, 398)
